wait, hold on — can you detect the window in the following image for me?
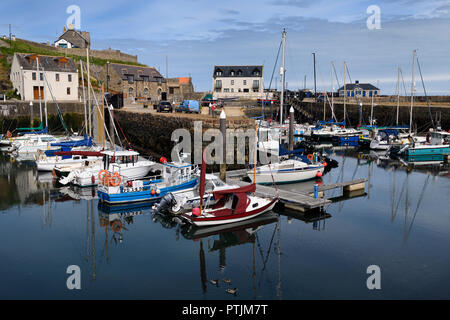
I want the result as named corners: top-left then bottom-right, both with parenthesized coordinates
top-left (40, 73), bottom-right (43, 81)
top-left (32, 72), bottom-right (36, 80)
top-left (157, 78), bottom-right (162, 85)
top-left (243, 88), bottom-right (249, 92)
top-left (243, 80), bottom-right (247, 85)
top-left (215, 80), bottom-right (222, 89)
top-left (224, 88), bottom-right (230, 92)
top-left (56, 74), bottom-right (60, 82)
top-left (127, 75), bottom-right (134, 84)
top-left (68, 74), bottom-right (72, 82)
top-left (144, 88), bottom-right (149, 96)
top-left (67, 87), bottom-right (71, 95)
top-left (374, 90), bottom-right (378, 95)
top-left (252, 80), bottom-right (259, 89)
top-left (141, 76), bottom-right (149, 82)
top-left (231, 80), bottom-right (234, 85)
top-left (215, 70), bottom-right (222, 76)
top-left (169, 87), bottom-right (174, 94)
top-left (231, 88), bottom-right (234, 92)
top-left (129, 87), bottom-right (134, 95)
top-left (230, 70), bottom-right (235, 76)
top-left (237, 70), bottom-right (243, 76)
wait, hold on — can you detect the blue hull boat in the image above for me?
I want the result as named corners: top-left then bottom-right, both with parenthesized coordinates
top-left (98, 177), bottom-right (198, 205)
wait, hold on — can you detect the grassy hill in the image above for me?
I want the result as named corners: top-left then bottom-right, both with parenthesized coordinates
top-left (0, 38), bottom-right (146, 95)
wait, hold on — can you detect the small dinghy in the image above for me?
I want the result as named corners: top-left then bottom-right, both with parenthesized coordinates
top-left (180, 149), bottom-right (278, 227)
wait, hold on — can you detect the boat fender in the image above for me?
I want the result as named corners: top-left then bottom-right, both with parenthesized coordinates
top-left (111, 220), bottom-right (123, 233)
top-left (151, 189), bottom-right (156, 195)
top-left (316, 171), bottom-right (323, 177)
top-left (192, 207), bottom-right (201, 217)
top-left (91, 175), bottom-right (95, 184)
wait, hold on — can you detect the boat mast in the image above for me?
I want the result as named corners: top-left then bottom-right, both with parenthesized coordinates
top-left (370, 88), bottom-right (374, 127)
top-left (409, 50), bottom-right (416, 135)
top-left (36, 58), bottom-right (42, 124)
top-left (331, 61), bottom-right (334, 120)
top-left (80, 59), bottom-right (88, 135)
top-left (396, 67), bottom-right (400, 126)
top-left (87, 45), bottom-right (92, 137)
top-left (343, 61), bottom-right (346, 125)
top-left (280, 28), bottom-right (286, 125)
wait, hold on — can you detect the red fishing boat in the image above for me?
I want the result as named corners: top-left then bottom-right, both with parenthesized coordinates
top-left (180, 150), bottom-right (278, 227)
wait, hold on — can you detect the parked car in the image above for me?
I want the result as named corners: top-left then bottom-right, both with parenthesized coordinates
top-left (175, 100), bottom-right (199, 113)
top-left (157, 101), bottom-right (173, 113)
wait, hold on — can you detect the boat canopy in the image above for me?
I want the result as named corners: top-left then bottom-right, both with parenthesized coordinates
top-left (51, 135), bottom-right (92, 148)
top-left (318, 120), bottom-right (346, 126)
top-left (101, 150), bottom-right (139, 156)
top-left (213, 183), bottom-right (256, 199)
top-left (54, 151), bottom-right (103, 157)
top-left (17, 126), bottom-right (48, 136)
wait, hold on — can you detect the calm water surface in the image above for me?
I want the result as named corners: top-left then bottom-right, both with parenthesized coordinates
top-left (0, 150), bottom-right (449, 299)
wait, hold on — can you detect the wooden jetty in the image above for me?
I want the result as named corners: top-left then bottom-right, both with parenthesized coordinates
top-left (224, 169), bottom-right (368, 213)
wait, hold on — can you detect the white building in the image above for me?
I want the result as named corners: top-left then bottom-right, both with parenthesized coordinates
top-left (212, 65), bottom-right (264, 99)
top-left (10, 53), bottom-right (79, 101)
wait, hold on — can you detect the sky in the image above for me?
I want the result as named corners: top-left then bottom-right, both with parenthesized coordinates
top-left (1, 0), bottom-right (450, 94)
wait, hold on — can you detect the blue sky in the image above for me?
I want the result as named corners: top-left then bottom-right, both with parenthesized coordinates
top-left (1, 0), bottom-right (450, 94)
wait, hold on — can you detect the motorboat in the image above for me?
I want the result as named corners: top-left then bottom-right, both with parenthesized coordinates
top-left (58, 150), bottom-right (155, 187)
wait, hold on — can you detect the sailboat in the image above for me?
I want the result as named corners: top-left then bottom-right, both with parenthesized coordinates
top-left (250, 29), bottom-right (326, 185)
top-left (180, 149), bottom-right (278, 227)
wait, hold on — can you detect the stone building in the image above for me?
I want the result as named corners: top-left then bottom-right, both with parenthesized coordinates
top-left (10, 53), bottom-right (78, 101)
top-left (166, 77), bottom-right (194, 103)
top-left (212, 65), bottom-right (264, 99)
top-left (54, 26), bottom-right (90, 49)
top-left (107, 63), bottom-right (166, 104)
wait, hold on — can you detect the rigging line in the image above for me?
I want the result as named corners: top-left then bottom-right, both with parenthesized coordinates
top-left (331, 61), bottom-right (341, 90)
top-left (393, 173), bottom-right (408, 221)
top-left (399, 68), bottom-right (408, 97)
top-left (416, 56), bottom-right (435, 129)
top-left (267, 40), bottom-right (282, 92)
top-left (257, 223), bottom-right (278, 288)
top-left (406, 174), bottom-right (430, 239)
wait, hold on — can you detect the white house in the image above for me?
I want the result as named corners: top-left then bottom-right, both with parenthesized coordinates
top-left (212, 65), bottom-right (264, 99)
top-left (10, 53), bottom-right (79, 101)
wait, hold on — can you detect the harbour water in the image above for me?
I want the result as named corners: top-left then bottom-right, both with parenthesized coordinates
top-left (0, 150), bottom-right (449, 299)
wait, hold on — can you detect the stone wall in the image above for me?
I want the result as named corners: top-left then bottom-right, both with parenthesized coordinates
top-left (300, 102), bottom-right (450, 130)
top-left (0, 101), bottom-right (85, 118)
top-left (16, 38), bottom-right (138, 63)
top-left (114, 110), bottom-right (255, 160)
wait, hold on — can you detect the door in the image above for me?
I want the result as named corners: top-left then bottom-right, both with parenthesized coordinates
top-left (33, 86), bottom-right (44, 100)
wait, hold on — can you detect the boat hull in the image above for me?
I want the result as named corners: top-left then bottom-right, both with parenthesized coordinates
top-left (248, 165), bottom-right (324, 185)
top-left (182, 197), bottom-right (278, 227)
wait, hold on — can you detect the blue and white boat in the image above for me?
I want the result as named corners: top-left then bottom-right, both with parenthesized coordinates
top-left (97, 156), bottom-right (198, 205)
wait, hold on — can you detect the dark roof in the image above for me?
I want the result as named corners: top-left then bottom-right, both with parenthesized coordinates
top-left (213, 65), bottom-right (263, 78)
top-left (15, 53), bottom-right (77, 72)
top-left (338, 82), bottom-right (379, 91)
top-left (56, 29), bottom-right (90, 48)
top-left (110, 63), bottom-right (164, 82)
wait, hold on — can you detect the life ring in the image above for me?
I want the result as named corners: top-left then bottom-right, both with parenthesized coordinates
top-left (111, 220), bottom-right (123, 232)
top-left (98, 169), bottom-right (109, 181)
top-left (109, 172), bottom-right (121, 187)
top-left (307, 154), bottom-right (314, 161)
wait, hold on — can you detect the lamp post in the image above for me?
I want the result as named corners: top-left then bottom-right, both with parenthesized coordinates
top-left (29, 101), bottom-right (33, 126)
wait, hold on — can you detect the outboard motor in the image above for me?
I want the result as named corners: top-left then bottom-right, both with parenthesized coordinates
top-left (153, 192), bottom-right (175, 214)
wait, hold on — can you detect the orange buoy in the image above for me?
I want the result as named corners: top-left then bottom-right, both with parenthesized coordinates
top-left (322, 162), bottom-right (327, 167)
top-left (151, 189), bottom-right (156, 195)
top-left (307, 154), bottom-right (314, 161)
top-left (109, 172), bottom-right (121, 187)
top-left (316, 171), bottom-right (323, 177)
